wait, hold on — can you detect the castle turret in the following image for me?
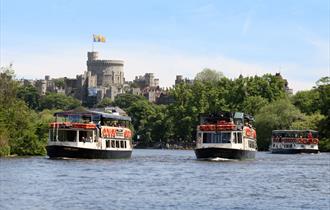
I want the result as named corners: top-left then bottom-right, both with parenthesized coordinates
top-left (88, 51), bottom-right (99, 61)
top-left (86, 51), bottom-right (124, 86)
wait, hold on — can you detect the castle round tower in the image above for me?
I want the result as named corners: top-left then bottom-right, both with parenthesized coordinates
top-left (86, 52), bottom-right (124, 86)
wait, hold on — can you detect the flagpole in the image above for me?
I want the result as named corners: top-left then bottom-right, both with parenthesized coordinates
top-left (92, 34), bottom-right (94, 52)
top-left (92, 34), bottom-right (95, 52)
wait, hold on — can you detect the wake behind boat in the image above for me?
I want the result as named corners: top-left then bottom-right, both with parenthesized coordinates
top-left (46, 107), bottom-right (133, 159)
top-left (194, 112), bottom-right (257, 160)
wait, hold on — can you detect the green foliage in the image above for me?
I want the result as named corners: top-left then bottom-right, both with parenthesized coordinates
top-left (291, 89), bottom-right (320, 114)
top-left (194, 68), bottom-right (224, 84)
top-left (35, 109), bottom-right (58, 148)
top-left (96, 97), bottom-right (112, 108)
top-left (53, 78), bottom-right (65, 88)
top-left (0, 66), bottom-right (17, 106)
top-left (290, 113), bottom-right (325, 130)
top-left (255, 99), bottom-right (303, 150)
top-left (0, 127), bottom-right (10, 156)
top-left (113, 94), bottom-right (146, 110)
top-left (318, 116), bottom-right (330, 151)
top-left (39, 92), bottom-right (81, 110)
top-left (290, 77), bottom-right (330, 151)
top-left (126, 99), bottom-right (158, 146)
top-left (242, 96), bottom-right (268, 116)
top-left (0, 67), bottom-right (48, 156)
top-left (1, 65), bottom-right (329, 154)
top-left (315, 77), bottom-right (330, 116)
top-left (17, 85), bottom-right (40, 110)
top-left (318, 138), bottom-right (330, 152)
top-left (166, 72), bottom-right (288, 145)
top-left (113, 94), bottom-right (174, 147)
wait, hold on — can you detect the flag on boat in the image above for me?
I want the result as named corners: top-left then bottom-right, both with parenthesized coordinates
top-left (93, 34), bottom-right (106, 42)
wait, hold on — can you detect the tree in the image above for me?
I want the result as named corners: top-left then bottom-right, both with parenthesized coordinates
top-left (53, 78), bottom-right (65, 89)
top-left (255, 99), bottom-right (303, 150)
top-left (113, 94), bottom-right (146, 110)
top-left (291, 89), bottom-right (319, 114)
top-left (290, 112), bottom-right (325, 130)
top-left (0, 66), bottom-right (18, 156)
top-left (242, 96), bottom-right (268, 116)
top-left (314, 77), bottom-right (330, 151)
top-left (0, 65), bottom-right (17, 106)
top-left (16, 84), bottom-right (40, 110)
top-left (96, 97), bottom-right (112, 108)
top-left (194, 68), bottom-right (224, 83)
top-left (39, 92), bottom-right (81, 110)
top-left (315, 77), bottom-right (330, 116)
top-left (0, 68), bottom-right (46, 156)
top-left (127, 99), bottom-right (158, 146)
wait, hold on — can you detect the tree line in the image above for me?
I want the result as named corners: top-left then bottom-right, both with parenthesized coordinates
top-left (0, 67), bottom-right (329, 156)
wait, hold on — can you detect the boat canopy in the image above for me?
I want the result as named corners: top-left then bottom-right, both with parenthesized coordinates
top-left (54, 108), bottom-right (131, 121)
top-left (272, 130), bottom-right (318, 133)
top-left (200, 111), bottom-right (254, 124)
top-left (272, 130), bottom-right (318, 138)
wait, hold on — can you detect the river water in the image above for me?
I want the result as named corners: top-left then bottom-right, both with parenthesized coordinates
top-left (0, 150), bottom-right (329, 210)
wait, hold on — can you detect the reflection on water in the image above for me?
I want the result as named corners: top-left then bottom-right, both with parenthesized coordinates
top-left (1, 150), bottom-right (329, 210)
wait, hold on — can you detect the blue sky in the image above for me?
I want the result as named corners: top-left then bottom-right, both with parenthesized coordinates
top-left (1, 0), bottom-right (329, 91)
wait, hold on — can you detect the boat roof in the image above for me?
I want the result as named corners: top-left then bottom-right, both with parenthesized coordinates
top-left (54, 108), bottom-right (131, 121)
top-left (200, 111), bottom-right (254, 122)
top-left (272, 130), bottom-right (318, 133)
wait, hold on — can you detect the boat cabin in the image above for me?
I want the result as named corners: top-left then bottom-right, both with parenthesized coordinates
top-left (196, 112), bottom-right (257, 151)
top-left (48, 109), bottom-right (132, 150)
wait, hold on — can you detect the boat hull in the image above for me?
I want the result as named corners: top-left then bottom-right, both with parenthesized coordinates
top-left (271, 148), bottom-right (319, 154)
top-left (46, 145), bottom-right (132, 159)
top-left (194, 147), bottom-right (256, 160)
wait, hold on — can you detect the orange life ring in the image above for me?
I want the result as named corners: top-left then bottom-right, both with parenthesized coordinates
top-left (245, 127), bottom-right (251, 136)
top-left (124, 130), bottom-right (132, 138)
top-left (303, 138), bottom-right (308, 144)
top-left (298, 138), bottom-right (303, 144)
top-left (313, 139), bottom-right (319, 144)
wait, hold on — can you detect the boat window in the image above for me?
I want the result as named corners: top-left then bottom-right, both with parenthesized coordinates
top-left (203, 133), bottom-right (211, 143)
top-left (237, 132), bottom-right (242, 143)
top-left (57, 130), bottom-right (77, 142)
top-left (221, 133), bottom-right (231, 143)
top-left (202, 133), bottom-right (231, 143)
top-left (49, 130), bottom-right (55, 141)
top-left (111, 140), bottom-right (115, 148)
top-left (120, 141), bottom-right (125, 148)
top-left (214, 134), bottom-right (221, 143)
top-left (102, 119), bottom-right (128, 128)
top-left (124, 141), bottom-right (127, 148)
top-left (248, 140), bottom-right (255, 148)
top-left (79, 131), bottom-right (93, 142)
top-left (106, 140), bottom-right (110, 148)
top-left (116, 141), bottom-right (120, 148)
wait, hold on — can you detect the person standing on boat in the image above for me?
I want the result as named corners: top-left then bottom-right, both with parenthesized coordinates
top-left (308, 131), bottom-right (313, 139)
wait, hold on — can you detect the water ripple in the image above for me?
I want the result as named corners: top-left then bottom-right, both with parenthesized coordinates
top-left (0, 150), bottom-right (329, 210)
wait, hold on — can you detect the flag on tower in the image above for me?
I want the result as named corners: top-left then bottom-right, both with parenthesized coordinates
top-left (93, 34), bottom-right (106, 43)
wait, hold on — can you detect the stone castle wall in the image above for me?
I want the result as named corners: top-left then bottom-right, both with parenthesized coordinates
top-left (87, 52), bottom-right (124, 86)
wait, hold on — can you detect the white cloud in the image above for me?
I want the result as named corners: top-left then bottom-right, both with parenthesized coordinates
top-left (108, 48), bottom-right (324, 93)
top-left (2, 45), bottom-right (326, 93)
